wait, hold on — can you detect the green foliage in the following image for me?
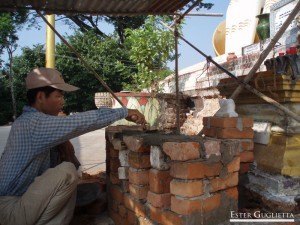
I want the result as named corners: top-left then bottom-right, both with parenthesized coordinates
top-left (124, 16), bottom-right (175, 91)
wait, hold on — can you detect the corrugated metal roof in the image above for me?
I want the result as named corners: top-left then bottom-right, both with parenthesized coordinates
top-left (0, 0), bottom-right (192, 15)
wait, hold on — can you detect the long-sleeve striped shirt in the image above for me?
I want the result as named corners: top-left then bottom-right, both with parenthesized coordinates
top-left (0, 106), bottom-right (127, 196)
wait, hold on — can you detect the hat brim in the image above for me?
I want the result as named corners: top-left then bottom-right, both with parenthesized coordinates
top-left (50, 83), bottom-right (79, 92)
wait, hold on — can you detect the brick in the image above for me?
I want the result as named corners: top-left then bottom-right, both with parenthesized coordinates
top-left (129, 168), bottom-right (149, 185)
top-left (110, 172), bottom-right (121, 185)
top-left (203, 139), bottom-right (221, 158)
top-left (127, 209), bottom-right (138, 225)
top-left (150, 146), bottom-right (170, 170)
top-left (161, 210), bottom-right (185, 225)
top-left (118, 204), bottom-right (127, 218)
top-left (111, 199), bottom-right (119, 212)
top-left (149, 169), bottom-right (172, 194)
top-left (163, 142), bottom-right (200, 161)
top-left (203, 127), bottom-right (217, 138)
top-left (109, 209), bottom-right (123, 225)
top-left (170, 179), bottom-right (203, 197)
top-left (227, 157), bottom-right (240, 173)
top-left (109, 146), bottom-right (119, 158)
top-left (202, 193), bottom-right (221, 212)
top-left (110, 158), bottom-right (121, 172)
top-left (240, 151), bottom-right (254, 162)
top-left (240, 140), bottom-right (254, 151)
top-left (124, 193), bottom-right (147, 217)
top-left (148, 203), bottom-right (164, 224)
top-left (147, 191), bottom-right (171, 209)
top-left (203, 117), bottom-right (253, 128)
top-left (119, 150), bottom-right (130, 167)
top-left (123, 136), bottom-right (150, 153)
top-left (121, 180), bottom-right (130, 193)
top-left (240, 162), bottom-right (251, 174)
top-left (170, 161), bottom-right (222, 179)
top-left (118, 167), bottom-right (129, 180)
top-left (225, 187), bottom-right (238, 200)
top-left (110, 185), bottom-right (124, 203)
top-left (210, 172), bottom-right (238, 193)
top-left (217, 128), bottom-right (254, 139)
top-left (128, 151), bottom-right (151, 169)
top-left (171, 195), bottom-right (202, 215)
top-left (171, 193), bottom-right (221, 215)
top-left (129, 184), bottom-right (149, 200)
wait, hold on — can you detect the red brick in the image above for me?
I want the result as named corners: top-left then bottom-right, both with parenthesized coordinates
top-left (149, 169), bottom-right (172, 194)
top-left (203, 117), bottom-right (253, 128)
top-left (124, 193), bottom-right (147, 217)
top-left (161, 210), bottom-right (185, 225)
top-left (171, 195), bottom-right (202, 215)
top-left (225, 187), bottom-right (238, 200)
top-left (203, 127), bottom-right (217, 138)
top-left (163, 142), bottom-right (200, 161)
top-left (227, 157), bottom-right (240, 173)
top-left (147, 191), bottom-right (171, 209)
top-left (240, 140), bottom-right (254, 151)
top-left (240, 151), bottom-right (254, 162)
top-left (110, 185), bottom-right (124, 203)
top-left (217, 128), bottom-right (254, 139)
top-left (118, 204), bottom-right (127, 218)
top-left (110, 172), bottom-right (121, 185)
top-left (129, 184), bottom-right (149, 200)
top-left (170, 179), bottom-right (203, 197)
top-left (128, 151), bottom-right (151, 169)
top-left (170, 161), bottom-right (222, 179)
top-left (109, 146), bottom-right (119, 158)
top-left (240, 162), bottom-right (251, 174)
top-left (127, 209), bottom-right (138, 225)
top-left (202, 193), bottom-right (221, 212)
top-left (129, 168), bottom-right (149, 185)
top-left (109, 209), bottom-right (123, 225)
top-left (171, 193), bottom-right (221, 215)
top-left (210, 172), bottom-right (238, 193)
top-left (110, 158), bottom-right (121, 172)
top-left (148, 204), bottom-right (164, 224)
top-left (123, 136), bottom-right (150, 153)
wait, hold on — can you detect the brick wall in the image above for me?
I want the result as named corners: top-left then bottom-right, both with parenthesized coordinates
top-left (105, 121), bottom-right (250, 225)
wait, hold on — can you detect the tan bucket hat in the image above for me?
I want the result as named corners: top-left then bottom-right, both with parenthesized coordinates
top-left (25, 67), bottom-right (79, 92)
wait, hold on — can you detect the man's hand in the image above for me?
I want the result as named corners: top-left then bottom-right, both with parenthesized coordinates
top-left (126, 109), bottom-right (146, 125)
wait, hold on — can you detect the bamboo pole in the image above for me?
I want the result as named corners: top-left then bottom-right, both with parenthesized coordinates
top-left (230, 0), bottom-right (300, 99)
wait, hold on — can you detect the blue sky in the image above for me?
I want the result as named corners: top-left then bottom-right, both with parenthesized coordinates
top-left (7, 0), bottom-right (230, 70)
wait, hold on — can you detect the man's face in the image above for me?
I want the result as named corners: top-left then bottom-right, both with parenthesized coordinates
top-left (39, 90), bottom-right (65, 116)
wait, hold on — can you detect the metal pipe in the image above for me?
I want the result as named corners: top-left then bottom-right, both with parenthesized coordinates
top-left (46, 14), bottom-right (55, 68)
top-left (37, 11), bottom-right (125, 107)
top-left (174, 25), bottom-right (180, 134)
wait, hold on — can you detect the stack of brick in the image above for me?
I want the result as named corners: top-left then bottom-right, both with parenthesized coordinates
top-left (106, 125), bottom-right (243, 225)
top-left (203, 117), bottom-right (254, 174)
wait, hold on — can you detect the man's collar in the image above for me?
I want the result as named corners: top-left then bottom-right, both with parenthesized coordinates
top-left (23, 106), bottom-right (39, 113)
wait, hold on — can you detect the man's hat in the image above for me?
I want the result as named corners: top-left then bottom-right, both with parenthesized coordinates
top-left (25, 67), bottom-right (79, 92)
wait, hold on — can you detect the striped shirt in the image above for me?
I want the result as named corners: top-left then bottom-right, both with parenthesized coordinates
top-left (0, 106), bottom-right (127, 196)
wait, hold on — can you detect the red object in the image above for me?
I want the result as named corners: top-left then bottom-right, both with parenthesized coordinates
top-left (289, 46), bottom-right (297, 55)
top-left (279, 52), bottom-right (285, 56)
top-left (286, 49), bottom-right (291, 55)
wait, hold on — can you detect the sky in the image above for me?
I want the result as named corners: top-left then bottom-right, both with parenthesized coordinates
top-left (6, 0), bottom-right (230, 70)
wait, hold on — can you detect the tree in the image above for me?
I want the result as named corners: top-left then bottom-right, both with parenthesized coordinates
top-left (124, 16), bottom-right (176, 91)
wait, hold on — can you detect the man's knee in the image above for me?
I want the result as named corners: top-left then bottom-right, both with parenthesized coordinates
top-left (56, 162), bottom-right (78, 186)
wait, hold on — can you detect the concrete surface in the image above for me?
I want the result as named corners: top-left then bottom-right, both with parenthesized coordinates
top-left (0, 126), bottom-right (106, 175)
